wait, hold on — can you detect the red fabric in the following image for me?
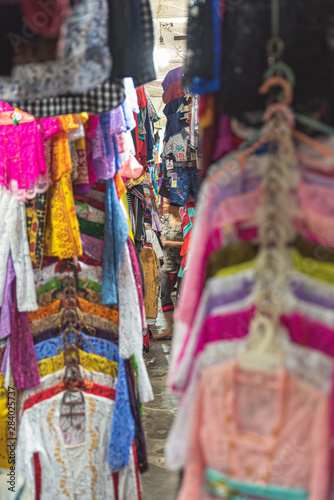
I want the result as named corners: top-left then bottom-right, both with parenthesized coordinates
top-left (113, 472), bottom-right (119, 500)
top-left (162, 80), bottom-right (185, 104)
top-left (132, 443), bottom-right (142, 500)
top-left (136, 87), bottom-right (147, 108)
top-left (34, 453), bottom-right (41, 500)
top-left (20, 0), bottom-right (71, 39)
top-left (78, 254), bottom-right (103, 267)
top-left (74, 195), bottom-right (105, 212)
top-left (23, 381), bottom-right (116, 413)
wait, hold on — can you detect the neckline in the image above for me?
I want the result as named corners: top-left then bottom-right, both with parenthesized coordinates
top-left (225, 360), bottom-right (287, 447)
top-left (56, 391), bottom-right (89, 450)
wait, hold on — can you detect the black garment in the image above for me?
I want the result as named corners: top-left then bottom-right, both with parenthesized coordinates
top-left (183, 0), bottom-right (215, 88)
top-left (108, 0), bottom-right (130, 79)
top-left (221, 0), bottom-right (334, 123)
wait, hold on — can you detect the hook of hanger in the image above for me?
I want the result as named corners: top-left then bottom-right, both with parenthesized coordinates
top-left (259, 76), bottom-right (293, 106)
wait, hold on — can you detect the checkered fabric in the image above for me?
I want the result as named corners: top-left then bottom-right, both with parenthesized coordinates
top-left (133, 0), bottom-right (156, 88)
top-left (7, 78), bottom-right (125, 118)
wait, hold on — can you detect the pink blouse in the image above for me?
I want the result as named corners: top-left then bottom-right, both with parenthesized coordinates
top-left (178, 361), bottom-right (330, 500)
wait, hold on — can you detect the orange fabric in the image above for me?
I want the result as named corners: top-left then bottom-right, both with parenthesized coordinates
top-left (28, 297), bottom-right (119, 325)
top-left (199, 94), bottom-right (215, 131)
top-left (114, 174), bottom-right (126, 198)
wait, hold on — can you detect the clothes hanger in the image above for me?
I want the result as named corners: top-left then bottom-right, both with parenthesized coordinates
top-left (61, 352), bottom-right (85, 423)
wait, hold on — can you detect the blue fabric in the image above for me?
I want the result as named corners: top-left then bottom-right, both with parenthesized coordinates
top-left (102, 178), bottom-right (129, 305)
top-left (34, 332), bottom-right (119, 363)
top-left (170, 166), bottom-right (202, 206)
top-left (205, 468), bottom-right (308, 500)
top-left (34, 331), bottom-right (135, 471)
top-left (191, 0), bottom-right (221, 95)
top-left (164, 119), bottom-right (186, 143)
top-left (163, 96), bottom-right (186, 118)
top-left (113, 135), bottom-right (121, 173)
top-left (100, 112), bottom-right (112, 156)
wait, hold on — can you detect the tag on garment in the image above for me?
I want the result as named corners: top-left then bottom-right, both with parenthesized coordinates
top-left (171, 173), bottom-right (178, 188)
top-left (166, 159), bottom-right (174, 170)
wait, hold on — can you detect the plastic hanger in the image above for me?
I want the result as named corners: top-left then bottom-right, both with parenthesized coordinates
top-left (238, 314), bottom-right (284, 373)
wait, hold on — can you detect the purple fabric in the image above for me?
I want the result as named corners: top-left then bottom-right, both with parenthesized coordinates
top-left (10, 280), bottom-right (40, 390)
top-left (301, 170), bottom-right (334, 189)
top-left (204, 276), bottom-right (334, 318)
top-left (81, 233), bottom-right (104, 260)
top-left (162, 67), bottom-right (183, 92)
top-left (212, 115), bottom-right (233, 161)
top-left (33, 326), bottom-right (119, 345)
top-left (0, 253), bottom-right (15, 339)
top-left (1, 341), bottom-right (9, 378)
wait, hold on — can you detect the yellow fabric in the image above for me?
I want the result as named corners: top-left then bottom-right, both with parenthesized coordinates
top-left (51, 115), bottom-right (79, 183)
top-left (292, 249), bottom-right (334, 284)
top-left (44, 171), bottom-right (82, 259)
top-left (37, 349), bottom-right (118, 379)
top-left (114, 174), bottom-right (127, 198)
top-left (214, 259), bottom-right (256, 278)
top-left (121, 193), bottom-right (134, 243)
top-left (0, 375), bottom-right (8, 468)
top-left (213, 248), bottom-right (334, 285)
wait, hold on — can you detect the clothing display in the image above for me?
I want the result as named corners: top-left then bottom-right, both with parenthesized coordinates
top-left (164, 3), bottom-right (334, 500)
top-left (0, 3), bottom-right (157, 495)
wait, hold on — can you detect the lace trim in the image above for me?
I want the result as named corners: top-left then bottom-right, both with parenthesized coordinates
top-left (47, 401), bottom-right (71, 500)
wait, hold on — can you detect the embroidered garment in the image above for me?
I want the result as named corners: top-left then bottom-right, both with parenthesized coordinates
top-left (43, 172), bottom-right (82, 259)
top-left (140, 247), bottom-right (159, 319)
top-left (34, 332), bottom-right (119, 363)
top-left (37, 349), bottom-right (118, 379)
top-left (20, 368), bottom-right (117, 415)
top-left (30, 312), bottom-right (118, 337)
top-left (28, 297), bottom-right (118, 325)
top-left (178, 362), bottom-right (330, 500)
top-left (17, 392), bottom-right (139, 500)
top-left (0, 103), bottom-right (47, 190)
top-left (0, 189), bottom-right (37, 312)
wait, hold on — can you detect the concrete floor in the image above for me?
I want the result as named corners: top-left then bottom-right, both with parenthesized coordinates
top-left (141, 299), bottom-right (181, 500)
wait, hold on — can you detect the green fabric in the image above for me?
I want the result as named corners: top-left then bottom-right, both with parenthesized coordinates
top-left (36, 277), bottom-right (102, 297)
top-left (131, 355), bottom-right (143, 416)
top-left (78, 216), bottom-right (104, 240)
top-left (205, 469), bottom-right (308, 500)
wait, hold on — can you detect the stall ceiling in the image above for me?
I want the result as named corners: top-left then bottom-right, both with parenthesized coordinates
top-left (146, 0), bottom-right (188, 119)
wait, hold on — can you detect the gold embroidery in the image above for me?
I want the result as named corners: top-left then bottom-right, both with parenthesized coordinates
top-left (87, 397), bottom-right (98, 499)
top-left (47, 401), bottom-right (71, 499)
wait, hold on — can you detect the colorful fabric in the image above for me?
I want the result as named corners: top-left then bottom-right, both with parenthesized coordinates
top-left (44, 172), bottom-right (82, 259)
top-left (25, 193), bottom-right (48, 270)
